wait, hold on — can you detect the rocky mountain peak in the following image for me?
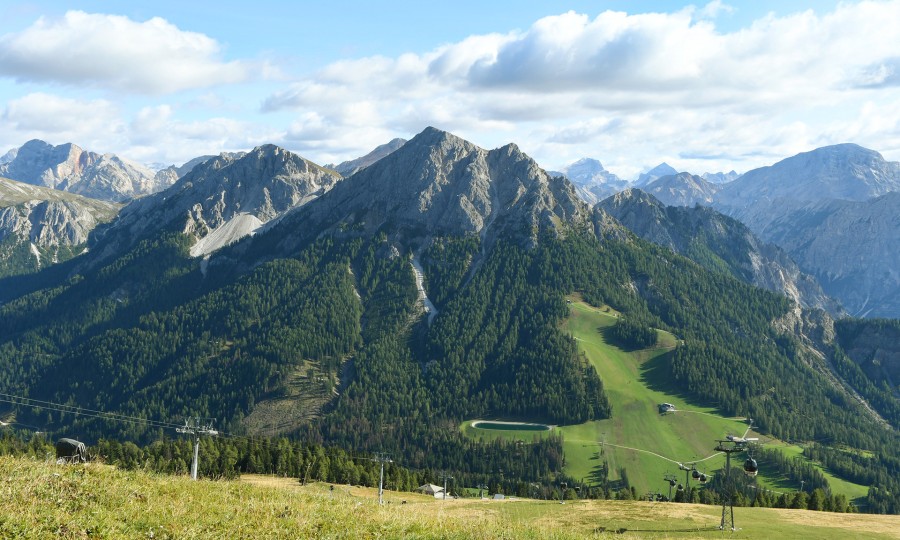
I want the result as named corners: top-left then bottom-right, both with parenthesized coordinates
top-left (269, 127), bottom-right (590, 252)
top-left (717, 143), bottom-right (900, 206)
top-left (0, 177), bottom-right (121, 276)
top-left (0, 139), bottom-right (167, 202)
top-left (89, 144), bottom-right (342, 263)
top-left (549, 157), bottom-right (627, 205)
top-left (635, 162), bottom-right (679, 186)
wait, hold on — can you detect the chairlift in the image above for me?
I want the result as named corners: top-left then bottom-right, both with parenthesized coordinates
top-left (691, 470), bottom-right (701, 480)
top-left (743, 457), bottom-right (758, 477)
top-left (699, 473), bottom-right (708, 483)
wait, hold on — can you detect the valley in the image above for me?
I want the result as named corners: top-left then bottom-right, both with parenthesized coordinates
top-left (463, 297), bottom-right (870, 501)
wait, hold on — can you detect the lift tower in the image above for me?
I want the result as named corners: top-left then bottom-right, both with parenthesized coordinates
top-left (176, 417), bottom-right (218, 480)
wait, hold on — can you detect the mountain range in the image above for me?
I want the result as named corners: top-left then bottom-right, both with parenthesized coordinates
top-left (598, 188), bottom-right (841, 315)
top-left (562, 143), bottom-right (900, 318)
top-left (0, 140), bottom-right (178, 202)
top-left (548, 158), bottom-right (628, 205)
top-left (1, 127), bottom-right (897, 512)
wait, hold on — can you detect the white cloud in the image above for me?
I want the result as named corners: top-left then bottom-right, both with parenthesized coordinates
top-left (0, 11), bottom-right (265, 94)
top-left (125, 106), bottom-right (283, 164)
top-left (260, 1), bottom-right (900, 175)
top-left (1, 92), bottom-right (123, 146)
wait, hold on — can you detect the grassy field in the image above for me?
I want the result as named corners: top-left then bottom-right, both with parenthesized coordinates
top-left (463, 297), bottom-right (870, 501)
top-left (2, 455), bottom-right (897, 539)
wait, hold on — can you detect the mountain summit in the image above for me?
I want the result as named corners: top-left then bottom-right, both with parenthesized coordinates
top-left (272, 127), bottom-right (589, 250)
top-left (89, 144), bottom-right (341, 263)
top-left (0, 140), bottom-right (169, 202)
top-left (717, 143), bottom-right (900, 208)
top-left (552, 158), bottom-right (628, 205)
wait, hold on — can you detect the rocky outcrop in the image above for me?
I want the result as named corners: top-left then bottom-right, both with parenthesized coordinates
top-left (599, 189), bottom-right (842, 314)
top-left (0, 176), bottom-right (120, 276)
top-left (701, 170), bottom-right (740, 184)
top-left (0, 140), bottom-right (167, 202)
top-left (152, 153), bottom-right (245, 187)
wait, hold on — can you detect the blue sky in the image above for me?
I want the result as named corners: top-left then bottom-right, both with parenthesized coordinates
top-left (1, 1), bottom-right (897, 178)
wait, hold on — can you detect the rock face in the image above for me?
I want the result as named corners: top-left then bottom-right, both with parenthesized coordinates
top-left (89, 145), bottom-right (341, 262)
top-left (759, 192), bottom-right (900, 318)
top-left (0, 140), bottom-right (168, 202)
top-left (551, 158), bottom-right (628, 205)
top-left (152, 153), bottom-right (244, 187)
top-left (599, 188), bottom-right (842, 314)
top-left (0, 176), bottom-right (120, 276)
top-left (635, 162), bottom-right (678, 187)
top-left (272, 127), bottom-right (590, 252)
top-left (327, 138), bottom-right (407, 177)
top-left (643, 172), bottom-right (721, 207)
top-left (711, 143), bottom-right (900, 318)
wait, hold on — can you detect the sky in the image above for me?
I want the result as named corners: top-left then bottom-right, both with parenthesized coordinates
top-left (1, 0), bottom-right (899, 179)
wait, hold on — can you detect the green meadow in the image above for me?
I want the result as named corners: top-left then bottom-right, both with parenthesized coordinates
top-left (3, 456), bottom-right (897, 539)
top-left (463, 297), bottom-right (870, 501)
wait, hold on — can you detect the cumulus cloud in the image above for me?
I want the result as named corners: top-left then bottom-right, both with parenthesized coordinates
top-left (260, 1), bottom-right (900, 175)
top-left (1, 92), bottom-right (123, 144)
top-left (0, 11), bottom-right (265, 94)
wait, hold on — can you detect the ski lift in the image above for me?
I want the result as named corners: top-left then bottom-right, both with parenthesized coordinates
top-left (691, 469), bottom-right (701, 480)
top-left (668, 478), bottom-right (677, 487)
top-left (743, 457), bottom-right (758, 477)
top-left (699, 473), bottom-right (708, 484)
top-left (677, 483), bottom-right (684, 492)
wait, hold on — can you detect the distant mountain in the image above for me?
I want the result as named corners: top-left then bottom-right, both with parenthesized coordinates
top-left (550, 158), bottom-right (628, 205)
top-left (599, 188), bottom-right (842, 314)
top-left (716, 143), bottom-right (900, 211)
top-left (0, 176), bottom-right (120, 277)
top-left (701, 170), bottom-right (740, 184)
top-left (88, 145), bottom-right (341, 264)
top-left (635, 162), bottom-right (678, 187)
top-left (759, 192), bottom-right (900, 318)
top-left (712, 143), bottom-right (900, 318)
top-left (0, 140), bottom-right (170, 202)
top-left (0, 148), bottom-right (16, 165)
top-left (643, 172), bottom-right (721, 207)
top-left (326, 138), bottom-right (407, 177)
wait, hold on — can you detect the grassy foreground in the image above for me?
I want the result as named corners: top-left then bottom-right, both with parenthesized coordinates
top-left (2, 456), bottom-right (898, 539)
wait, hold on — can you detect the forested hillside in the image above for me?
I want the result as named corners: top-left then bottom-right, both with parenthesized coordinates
top-left (1, 129), bottom-right (898, 513)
